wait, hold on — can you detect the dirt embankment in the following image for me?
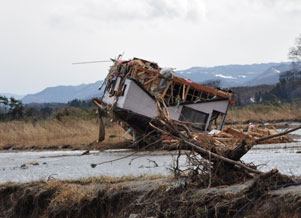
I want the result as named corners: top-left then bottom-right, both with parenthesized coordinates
top-left (1, 175), bottom-right (301, 218)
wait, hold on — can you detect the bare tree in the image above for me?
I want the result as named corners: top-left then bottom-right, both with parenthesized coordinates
top-left (289, 34), bottom-right (301, 71)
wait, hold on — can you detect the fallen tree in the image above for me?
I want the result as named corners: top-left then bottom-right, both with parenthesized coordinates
top-left (145, 95), bottom-right (301, 186)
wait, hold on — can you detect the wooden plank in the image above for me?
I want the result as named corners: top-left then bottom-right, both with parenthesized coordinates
top-left (136, 66), bottom-right (233, 99)
top-left (137, 71), bottom-right (145, 76)
top-left (136, 66), bottom-right (160, 75)
top-left (131, 66), bottom-right (138, 78)
top-left (144, 76), bottom-right (157, 85)
top-left (192, 89), bottom-right (196, 100)
top-left (184, 85), bottom-right (190, 101)
top-left (248, 132), bottom-right (264, 137)
top-left (162, 83), bottom-right (170, 98)
top-left (162, 139), bottom-right (179, 143)
top-left (173, 76), bottom-right (233, 99)
top-left (214, 138), bottom-right (237, 142)
top-left (182, 84), bottom-right (185, 100)
top-left (224, 127), bottom-right (249, 139)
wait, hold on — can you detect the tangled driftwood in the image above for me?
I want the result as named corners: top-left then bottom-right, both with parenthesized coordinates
top-left (147, 95), bottom-right (301, 184)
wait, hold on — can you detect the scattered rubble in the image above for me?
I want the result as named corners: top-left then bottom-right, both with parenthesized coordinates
top-left (162, 125), bottom-right (294, 149)
top-left (20, 161), bottom-right (39, 169)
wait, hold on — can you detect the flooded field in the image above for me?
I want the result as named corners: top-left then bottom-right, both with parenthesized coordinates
top-left (1, 140), bottom-right (301, 184)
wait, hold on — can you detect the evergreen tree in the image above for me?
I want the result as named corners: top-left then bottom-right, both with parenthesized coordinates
top-left (8, 97), bottom-right (24, 119)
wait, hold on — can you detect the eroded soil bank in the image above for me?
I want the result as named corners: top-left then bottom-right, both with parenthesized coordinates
top-left (1, 175), bottom-right (301, 218)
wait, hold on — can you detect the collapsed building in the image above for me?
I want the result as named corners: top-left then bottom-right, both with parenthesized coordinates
top-left (93, 57), bottom-right (234, 140)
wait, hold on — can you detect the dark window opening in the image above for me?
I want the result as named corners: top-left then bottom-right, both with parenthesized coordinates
top-left (208, 110), bottom-right (222, 130)
top-left (179, 106), bottom-right (209, 131)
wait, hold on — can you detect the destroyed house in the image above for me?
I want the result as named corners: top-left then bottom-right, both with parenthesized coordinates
top-left (97, 58), bottom-right (234, 135)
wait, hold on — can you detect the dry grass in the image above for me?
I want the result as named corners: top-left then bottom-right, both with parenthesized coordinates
top-left (49, 183), bottom-right (95, 207)
top-left (43, 174), bottom-right (169, 211)
top-left (1, 103), bottom-right (300, 150)
top-left (226, 103), bottom-right (301, 124)
top-left (0, 119), bottom-right (131, 150)
top-left (60, 174), bottom-right (170, 185)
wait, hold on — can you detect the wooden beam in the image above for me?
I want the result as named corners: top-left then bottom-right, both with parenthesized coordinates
top-left (162, 84), bottom-right (170, 99)
top-left (184, 85), bottom-right (190, 101)
top-left (224, 127), bottom-right (249, 139)
top-left (173, 77), bottom-right (233, 99)
top-left (170, 83), bottom-right (174, 104)
top-left (136, 66), bottom-right (233, 99)
top-left (144, 76), bottom-right (157, 85)
top-left (137, 71), bottom-right (145, 76)
top-left (131, 66), bottom-right (138, 78)
top-left (255, 125), bottom-right (301, 143)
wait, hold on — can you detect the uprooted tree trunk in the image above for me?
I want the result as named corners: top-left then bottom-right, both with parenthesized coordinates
top-left (149, 95), bottom-right (301, 185)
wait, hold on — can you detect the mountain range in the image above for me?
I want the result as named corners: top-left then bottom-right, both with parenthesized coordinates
top-left (177, 62), bottom-right (291, 87)
top-left (11, 62), bottom-right (293, 104)
top-left (22, 80), bottom-right (103, 104)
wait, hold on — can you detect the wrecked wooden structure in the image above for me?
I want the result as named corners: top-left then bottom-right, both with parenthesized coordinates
top-left (91, 56), bottom-right (301, 199)
top-left (94, 57), bottom-right (234, 140)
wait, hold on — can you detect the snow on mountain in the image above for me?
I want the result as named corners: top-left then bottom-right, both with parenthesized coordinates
top-left (215, 74), bottom-right (236, 79)
top-left (177, 62), bottom-right (291, 88)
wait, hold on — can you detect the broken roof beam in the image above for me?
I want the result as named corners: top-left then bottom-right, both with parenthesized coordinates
top-left (135, 66), bottom-right (233, 100)
top-left (173, 77), bottom-right (232, 99)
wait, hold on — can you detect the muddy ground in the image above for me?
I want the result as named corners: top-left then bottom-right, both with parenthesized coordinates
top-left (1, 174), bottom-right (301, 218)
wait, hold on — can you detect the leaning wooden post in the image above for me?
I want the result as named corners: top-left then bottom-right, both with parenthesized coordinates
top-left (98, 107), bottom-right (105, 142)
top-left (93, 98), bottom-right (105, 142)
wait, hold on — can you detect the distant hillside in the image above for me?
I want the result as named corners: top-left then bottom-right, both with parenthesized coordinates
top-left (177, 62), bottom-right (290, 88)
top-left (245, 63), bottom-right (292, 86)
top-left (22, 81), bottom-right (103, 104)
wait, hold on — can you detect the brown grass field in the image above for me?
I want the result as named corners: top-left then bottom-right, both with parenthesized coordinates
top-left (0, 119), bottom-right (131, 150)
top-left (226, 103), bottom-right (301, 124)
top-left (0, 103), bottom-right (300, 150)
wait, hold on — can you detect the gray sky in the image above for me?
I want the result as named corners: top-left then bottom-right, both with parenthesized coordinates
top-left (1, 0), bottom-right (301, 95)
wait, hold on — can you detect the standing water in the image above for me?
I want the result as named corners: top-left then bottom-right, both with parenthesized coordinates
top-left (0, 141), bottom-right (301, 183)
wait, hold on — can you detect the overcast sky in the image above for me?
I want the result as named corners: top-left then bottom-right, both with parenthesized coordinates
top-left (1, 0), bottom-right (301, 95)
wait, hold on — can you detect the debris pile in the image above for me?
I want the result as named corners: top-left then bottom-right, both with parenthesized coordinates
top-left (216, 125), bottom-right (294, 145)
top-left (94, 56), bottom-right (301, 186)
top-left (148, 95), bottom-right (301, 186)
top-left (162, 125), bottom-right (294, 149)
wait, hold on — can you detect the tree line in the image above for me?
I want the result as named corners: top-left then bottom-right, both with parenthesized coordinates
top-left (0, 96), bottom-right (24, 120)
top-left (0, 96), bottom-right (96, 122)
